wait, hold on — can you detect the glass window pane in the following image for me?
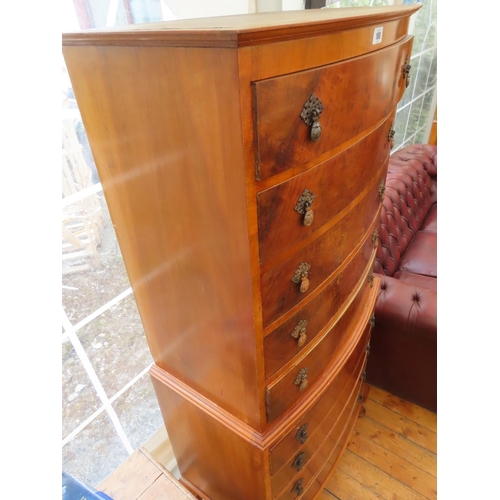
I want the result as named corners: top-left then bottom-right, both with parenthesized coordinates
top-left (62, 341), bottom-right (102, 440)
top-left (62, 411), bottom-right (129, 487)
top-left (76, 294), bottom-right (152, 398)
top-left (112, 372), bottom-right (163, 450)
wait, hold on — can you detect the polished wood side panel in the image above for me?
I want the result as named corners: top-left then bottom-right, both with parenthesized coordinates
top-left (266, 278), bottom-right (376, 424)
top-left (275, 374), bottom-right (364, 500)
top-left (269, 332), bottom-right (367, 476)
top-left (270, 353), bottom-right (366, 497)
top-left (264, 240), bottom-right (374, 379)
top-left (261, 177), bottom-right (383, 327)
top-left (253, 37), bottom-right (412, 180)
top-left (150, 372), bottom-right (267, 500)
top-left (63, 45), bottom-right (261, 427)
top-left (257, 116), bottom-right (392, 265)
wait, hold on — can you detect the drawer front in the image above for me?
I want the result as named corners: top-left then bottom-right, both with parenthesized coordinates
top-left (266, 278), bottom-right (375, 424)
top-left (300, 387), bottom-right (361, 500)
top-left (261, 174), bottom-right (384, 328)
top-left (264, 237), bottom-right (374, 380)
top-left (257, 114), bottom-right (392, 266)
top-left (274, 372), bottom-right (363, 499)
top-left (253, 36), bottom-right (412, 180)
top-left (270, 344), bottom-right (367, 496)
top-left (269, 324), bottom-right (369, 475)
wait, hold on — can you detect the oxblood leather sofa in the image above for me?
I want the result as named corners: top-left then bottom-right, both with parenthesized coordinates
top-left (366, 144), bottom-right (437, 412)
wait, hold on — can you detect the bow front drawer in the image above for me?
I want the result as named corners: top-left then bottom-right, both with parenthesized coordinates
top-left (253, 36), bottom-right (412, 181)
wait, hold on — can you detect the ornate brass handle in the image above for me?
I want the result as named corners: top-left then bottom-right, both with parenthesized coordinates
top-left (291, 479), bottom-right (304, 496)
top-left (295, 189), bottom-right (316, 227)
top-left (365, 340), bottom-right (371, 356)
top-left (403, 56), bottom-right (411, 88)
top-left (292, 263), bottom-right (311, 293)
top-left (379, 181), bottom-right (386, 202)
top-left (369, 314), bottom-right (376, 328)
top-left (294, 368), bottom-right (309, 391)
top-left (372, 229), bottom-right (379, 248)
top-left (295, 423), bottom-right (309, 444)
top-left (300, 93), bottom-right (324, 142)
top-left (291, 320), bottom-right (308, 347)
top-left (388, 124), bottom-right (395, 149)
top-left (368, 273), bottom-right (375, 288)
top-left (292, 452), bottom-right (305, 471)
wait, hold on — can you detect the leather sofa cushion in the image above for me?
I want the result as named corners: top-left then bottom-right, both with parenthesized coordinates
top-left (421, 204), bottom-right (437, 233)
top-left (390, 144), bottom-right (437, 177)
top-left (398, 231), bottom-right (437, 278)
top-left (393, 270), bottom-right (437, 291)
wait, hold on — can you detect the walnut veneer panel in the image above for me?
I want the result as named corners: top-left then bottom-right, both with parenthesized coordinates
top-left (63, 6), bottom-right (418, 499)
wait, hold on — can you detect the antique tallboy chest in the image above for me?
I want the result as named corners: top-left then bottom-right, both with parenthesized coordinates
top-left (62, 5), bottom-right (420, 499)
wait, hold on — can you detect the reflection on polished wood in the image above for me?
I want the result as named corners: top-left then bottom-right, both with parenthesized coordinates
top-left (98, 386), bottom-right (436, 500)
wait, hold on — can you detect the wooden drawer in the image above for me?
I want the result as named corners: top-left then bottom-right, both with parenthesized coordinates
top-left (264, 236), bottom-right (374, 380)
top-left (300, 387), bottom-right (361, 500)
top-left (257, 114), bottom-right (392, 266)
top-left (268, 324), bottom-right (369, 476)
top-left (253, 36), bottom-right (412, 181)
top-left (265, 276), bottom-right (375, 424)
top-left (274, 370), bottom-right (363, 499)
top-left (261, 173), bottom-right (384, 328)
top-left (270, 340), bottom-right (367, 497)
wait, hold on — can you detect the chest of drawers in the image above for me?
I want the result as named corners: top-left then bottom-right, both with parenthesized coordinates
top-left (63, 5), bottom-right (420, 499)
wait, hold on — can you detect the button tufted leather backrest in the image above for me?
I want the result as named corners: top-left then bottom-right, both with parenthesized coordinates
top-left (374, 146), bottom-right (436, 276)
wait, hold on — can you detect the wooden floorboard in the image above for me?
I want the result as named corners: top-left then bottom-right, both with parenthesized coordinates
top-left (97, 385), bottom-right (437, 499)
top-left (325, 385), bottom-right (437, 500)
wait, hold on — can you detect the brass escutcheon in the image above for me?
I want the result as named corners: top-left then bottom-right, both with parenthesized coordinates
top-left (294, 189), bottom-right (316, 227)
top-left (294, 368), bottom-right (309, 391)
top-left (295, 424), bottom-right (309, 444)
top-left (292, 263), bottom-right (311, 293)
top-left (292, 452), bottom-right (305, 471)
top-left (291, 478), bottom-right (304, 496)
top-left (379, 181), bottom-right (386, 201)
top-left (368, 273), bottom-right (375, 288)
top-left (388, 125), bottom-right (395, 149)
top-left (300, 93), bottom-right (324, 142)
top-left (372, 229), bottom-right (379, 248)
top-left (403, 55), bottom-right (411, 88)
top-left (291, 319), bottom-right (308, 347)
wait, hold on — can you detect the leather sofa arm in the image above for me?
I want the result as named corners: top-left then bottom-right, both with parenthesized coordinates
top-left (374, 274), bottom-right (436, 342)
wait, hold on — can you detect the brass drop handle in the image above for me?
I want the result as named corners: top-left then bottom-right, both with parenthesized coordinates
top-left (295, 189), bottom-right (316, 227)
top-left (300, 93), bottom-right (324, 142)
top-left (388, 124), bottom-right (395, 149)
top-left (292, 452), bottom-right (305, 471)
top-left (372, 229), bottom-right (379, 248)
top-left (295, 423), bottom-right (309, 444)
top-left (292, 263), bottom-right (311, 293)
top-left (294, 368), bottom-right (309, 391)
top-left (368, 274), bottom-right (375, 288)
top-left (291, 320), bottom-right (308, 347)
top-left (291, 478), bottom-right (304, 496)
top-left (369, 314), bottom-right (376, 328)
top-left (403, 56), bottom-right (411, 88)
top-left (379, 181), bottom-right (386, 201)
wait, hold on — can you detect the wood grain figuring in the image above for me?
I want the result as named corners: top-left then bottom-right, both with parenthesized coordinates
top-left (266, 293), bottom-right (375, 423)
top-left (264, 240), bottom-right (374, 379)
top-left (257, 114), bottom-right (392, 265)
top-left (253, 37), bottom-right (412, 180)
top-left (261, 177), bottom-right (383, 327)
top-left (62, 7), bottom-right (418, 498)
top-left (276, 383), bottom-right (363, 500)
top-left (270, 364), bottom-right (365, 496)
top-left (63, 44), bottom-right (261, 428)
top-left (269, 342), bottom-right (367, 475)
top-left (62, 5), bottom-right (420, 48)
